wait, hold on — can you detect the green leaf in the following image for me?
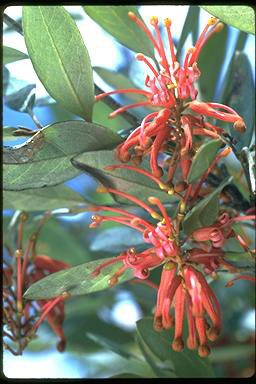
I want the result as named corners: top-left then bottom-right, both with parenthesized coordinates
top-left (221, 52), bottom-right (255, 152)
top-left (72, 149), bottom-right (178, 205)
top-left (183, 176), bottom-right (233, 235)
top-left (3, 67), bottom-right (36, 113)
top-left (22, 6), bottom-right (94, 121)
top-left (86, 332), bottom-right (138, 360)
top-left (23, 257), bottom-right (134, 300)
top-left (3, 184), bottom-right (89, 211)
top-left (136, 317), bottom-right (215, 378)
top-left (176, 6), bottom-right (200, 60)
top-left (187, 139), bottom-right (224, 183)
top-left (197, 23), bottom-right (228, 101)
top-left (83, 6), bottom-right (155, 59)
top-left (136, 335), bottom-right (176, 378)
top-left (209, 344), bottom-right (255, 363)
top-left (201, 6), bottom-right (255, 34)
top-left (3, 120), bottom-right (122, 191)
top-left (3, 46), bottom-right (28, 65)
top-left (93, 99), bottom-right (131, 132)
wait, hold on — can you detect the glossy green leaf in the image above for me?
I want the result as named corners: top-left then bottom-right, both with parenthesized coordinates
top-left (3, 184), bottom-right (88, 211)
top-left (72, 149), bottom-right (178, 205)
top-left (93, 99), bottom-right (131, 133)
top-left (83, 6), bottom-right (155, 59)
top-left (221, 52), bottom-right (255, 152)
top-left (187, 139), bottom-right (224, 183)
top-left (197, 23), bottom-right (228, 101)
top-left (136, 317), bottom-right (215, 378)
top-left (3, 120), bottom-right (122, 191)
top-left (22, 6), bottom-right (94, 121)
top-left (176, 6), bottom-right (200, 60)
top-left (3, 46), bottom-right (28, 65)
top-left (183, 176), bottom-right (233, 235)
top-left (24, 256), bottom-right (134, 300)
top-left (201, 6), bottom-right (255, 34)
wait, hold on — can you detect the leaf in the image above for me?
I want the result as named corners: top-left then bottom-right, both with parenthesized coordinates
top-left (136, 335), bottom-right (176, 378)
top-left (197, 22), bottom-right (228, 101)
top-left (176, 6), bottom-right (200, 60)
top-left (86, 332), bottom-right (138, 360)
top-left (221, 52), bottom-right (255, 152)
top-left (3, 46), bottom-right (28, 65)
top-left (93, 99), bottom-right (131, 132)
top-left (72, 149), bottom-right (178, 205)
top-left (187, 139), bottom-right (224, 183)
top-left (201, 6), bottom-right (255, 34)
top-left (22, 6), bottom-right (94, 121)
top-left (136, 317), bottom-right (215, 378)
top-left (3, 68), bottom-right (36, 112)
top-left (3, 120), bottom-right (122, 191)
top-left (23, 256), bottom-right (134, 300)
top-left (183, 176), bottom-right (233, 235)
top-left (3, 184), bottom-right (89, 211)
top-left (83, 5), bottom-right (155, 59)
top-left (90, 226), bottom-right (144, 253)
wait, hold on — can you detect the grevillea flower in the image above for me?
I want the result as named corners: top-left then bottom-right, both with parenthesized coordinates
top-left (3, 238), bottom-right (70, 354)
top-left (89, 165), bottom-right (180, 283)
top-left (95, 12), bottom-right (245, 180)
top-left (190, 212), bottom-right (256, 250)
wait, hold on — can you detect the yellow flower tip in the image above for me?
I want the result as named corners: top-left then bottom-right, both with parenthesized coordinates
top-left (128, 11), bottom-right (137, 22)
top-left (17, 301), bottom-right (23, 314)
top-left (96, 186), bottom-right (108, 193)
top-left (164, 18), bottom-right (172, 27)
top-left (15, 249), bottom-right (22, 258)
top-left (151, 211), bottom-right (161, 220)
top-left (208, 17), bottom-right (218, 25)
top-left (136, 53), bottom-right (145, 61)
top-left (186, 47), bottom-right (196, 55)
top-left (150, 16), bottom-right (158, 26)
top-left (179, 201), bottom-right (186, 214)
top-left (167, 188), bottom-right (174, 196)
top-left (148, 196), bottom-right (158, 204)
top-left (163, 261), bottom-right (175, 270)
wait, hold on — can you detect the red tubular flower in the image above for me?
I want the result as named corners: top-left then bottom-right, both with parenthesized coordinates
top-left (89, 165), bottom-right (180, 285)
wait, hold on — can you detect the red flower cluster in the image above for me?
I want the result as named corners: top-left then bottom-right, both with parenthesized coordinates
top-left (3, 214), bottom-right (70, 355)
top-left (88, 164), bottom-right (255, 357)
top-left (95, 13), bottom-right (245, 181)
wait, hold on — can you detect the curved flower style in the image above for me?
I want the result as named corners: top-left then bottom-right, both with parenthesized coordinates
top-left (95, 12), bottom-right (245, 180)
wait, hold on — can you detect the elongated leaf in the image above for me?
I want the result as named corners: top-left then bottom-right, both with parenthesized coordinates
top-left (83, 6), bottom-right (155, 59)
top-left (183, 176), bottom-right (233, 235)
top-left (3, 184), bottom-right (89, 211)
top-left (22, 6), bottom-right (94, 121)
top-left (187, 139), bottom-right (224, 183)
top-left (93, 99), bottom-right (131, 132)
top-left (197, 23), bottom-right (228, 101)
top-left (3, 121), bottom-right (122, 190)
top-left (221, 52), bottom-right (255, 152)
top-left (3, 46), bottom-right (28, 65)
top-left (90, 226), bottom-right (144, 253)
top-left (72, 149), bottom-right (178, 204)
top-left (201, 6), bottom-right (255, 34)
top-left (86, 332), bottom-right (138, 360)
top-left (24, 257), bottom-right (134, 300)
top-left (176, 6), bottom-right (200, 60)
top-left (136, 317), bottom-right (215, 378)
